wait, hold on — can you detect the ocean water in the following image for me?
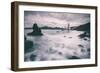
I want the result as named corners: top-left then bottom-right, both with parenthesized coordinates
top-left (24, 29), bottom-right (90, 61)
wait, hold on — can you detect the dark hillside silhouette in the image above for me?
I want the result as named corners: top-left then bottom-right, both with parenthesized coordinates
top-left (75, 22), bottom-right (90, 38)
top-left (74, 22), bottom-right (90, 33)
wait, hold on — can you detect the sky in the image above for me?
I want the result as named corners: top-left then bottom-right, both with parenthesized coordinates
top-left (24, 11), bottom-right (90, 28)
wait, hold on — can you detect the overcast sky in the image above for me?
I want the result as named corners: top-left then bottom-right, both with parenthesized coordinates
top-left (24, 11), bottom-right (90, 28)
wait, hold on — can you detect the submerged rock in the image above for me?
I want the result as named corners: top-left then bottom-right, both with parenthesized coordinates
top-left (78, 44), bottom-right (84, 48)
top-left (87, 48), bottom-right (90, 52)
top-left (68, 56), bottom-right (80, 59)
top-left (58, 52), bottom-right (62, 55)
top-left (30, 54), bottom-right (36, 61)
top-left (78, 32), bottom-right (90, 38)
top-left (24, 36), bottom-right (34, 53)
top-left (28, 23), bottom-right (43, 36)
top-left (81, 48), bottom-right (85, 52)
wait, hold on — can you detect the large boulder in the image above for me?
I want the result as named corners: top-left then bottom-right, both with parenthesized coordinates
top-left (24, 36), bottom-right (33, 53)
top-left (28, 23), bottom-right (43, 36)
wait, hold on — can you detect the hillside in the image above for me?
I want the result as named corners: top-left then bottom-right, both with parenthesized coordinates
top-left (74, 22), bottom-right (90, 33)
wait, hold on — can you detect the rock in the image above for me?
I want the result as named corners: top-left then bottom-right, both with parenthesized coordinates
top-left (24, 36), bottom-right (34, 53)
top-left (78, 32), bottom-right (90, 38)
top-left (78, 44), bottom-right (84, 48)
top-left (30, 54), bottom-right (36, 61)
top-left (28, 23), bottom-right (43, 36)
top-left (84, 38), bottom-right (87, 40)
top-left (68, 56), bottom-right (80, 59)
top-left (58, 52), bottom-right (62, 55)
top-left (81, 48), bottom-right (85, 52)
top-left (87, 48), bottom-right (90, 52)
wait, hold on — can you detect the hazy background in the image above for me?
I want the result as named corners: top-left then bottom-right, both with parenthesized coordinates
top-left (24, 11), bottom-right (90, 28)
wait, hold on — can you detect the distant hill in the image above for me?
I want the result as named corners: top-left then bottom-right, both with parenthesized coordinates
top-left (25, 22), bottom-right (90, 33)
top-left (25, 26), bottom-right (66, 30)
top-left (74, 22), bottom-right (90, 33)
top-left (40, 26), bottom-right (66, 30)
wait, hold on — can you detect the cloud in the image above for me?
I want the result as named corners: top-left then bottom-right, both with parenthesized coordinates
top-left (24, 11), bottom-right (90, 28)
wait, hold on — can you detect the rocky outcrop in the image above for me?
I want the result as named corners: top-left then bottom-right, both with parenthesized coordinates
top-left (24, 37), bottom-right (33, 53)
top-left (28, 23), bottom-right (43, 36)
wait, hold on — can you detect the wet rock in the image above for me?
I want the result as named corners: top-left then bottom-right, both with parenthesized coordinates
top-left (87, 48), bottom-right (90, 52)
top-left (58, 52), bottom-right (62, 55)
top-left (30, 54), bottom-right (36, 61)
top-left (28, 23), bottom-right (43, 36)
top-left (78, 44), bottom-right (84, 48)
top-left (24, 36), bottom-right (34, 53)
top-left (68, 56), bottom-right (80, 59)
top-left (84, 38), bottom-right (87, 40)
top-left (78, 32), bottom-right (90, 38)
top-left (81, 48), bottom-right (85, 52)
